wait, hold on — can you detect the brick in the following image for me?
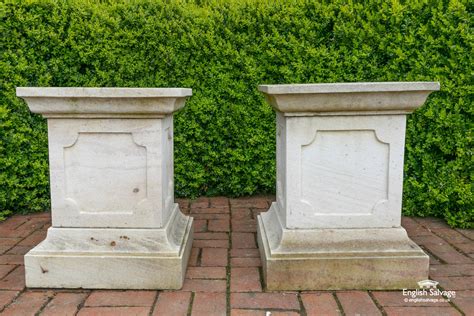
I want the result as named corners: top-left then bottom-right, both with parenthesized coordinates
top-left (453, 242), bottom-right (474, 254)
top-left (230, 198), bottom-right (269, 209)
top-left (20, 217), bottom-right (51, 232)
top-left (404, 225), bottom-right (434, 237)
top-left (42, 292), bottom-right (88, 316)
top-left (232, 233), bottom-right (256, 248)
top-left (336, 291), bottom-right (381, 316)
top-left (424, 242), bottom-right (462, 253)
top-left (194, 220), bottom-right (207, 233)
top-left (191, 198), bottom-right (209, 209)
top-left (1, 291), bottom-right (52, 316)
top-left (186, 267), bottom-right (227, 279)
top-left (0, 290), bottom-right (19, 310)
top-left (429, 264), bottom-right (474, 277)
top-left (194, 232), bottom-right (228, 240)
top-left (0, 238), bottom-right (21, 246)
top-left (415, 217), bottom-right (450, 229)
top-left (231, 311), bottom-right (299, 316)
top-left (152, 291), bottom-right (191, 316)
top-left (456, 229), bottom-right (474, 240)
top-left (191, 208), bottom-right (229, 214)
top-left (192, 213), bottom-right (230, 220)
top-left (231, 248), bottom-right (260, 258)
top-left (301, 293), bottom-right (340, 315)
top-left (6, 246), bottom-right (32, 255)
top-left (432, 229), bottom-right (472, 244)
top-left (201, 248), bottom-right (228, 267)
top-left (192, 292), bottom-right (226, 316)
top-left (17, 230), bottom-right (47, 246)
top-left (437, 276), bottom-right (474, 290)
top-left (188, 248), bottom-right (200, 267)
top-left (401, 216), bottom-right (419, 227)
top-left (231, 310), bottom-right (265, 316)
top-left (231, 268), bottom-right (262, 292)
top-left (0, 255), bottom-right (24, 265)
top-left (85, 290), bottom-right (156, 306)
top-left (1, 228), bottom-right (34, 238)
top-left (193, 239), bottom-right (229, 248)
top-left (372, 291), bottom-right (450, 307)
top-left (0, 265), bottom-right (16, 279)
top-left (208, 220), bottom-right (230, 232)
top-left (182, 279), bottom-right (227, 292)
top-left (78, 306), bottom-right (150, 316)
top-left (410, 234), bottom-right (446, 245)
top-left (231, 208), bottom-right (253, 220)
top-left (423, 249), bottom-right (442, 265)
top-left (232, 220), bottom-right (257, 232)
top-left (451, 290), bottom-right (474, 315)
top-left (383, 306), bottom-right (461, 316)
top-left (423, 244), bottom-right (471, 264)
top-left (209, 197), bottom-right (229, 208)
top-left (230, 257), bottom-right (261, 267)
top-left (231, 293), bottom-right (300, 310)
top-left (0, 217), bottom-right (30, 230)
top-left (0, 266), bottom-right (25, 290)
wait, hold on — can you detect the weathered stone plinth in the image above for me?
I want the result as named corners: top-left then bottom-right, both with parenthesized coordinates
top-left (17, 87), bottom-right (193, 289)
top-left (257, 82), bottom-right (440, 290)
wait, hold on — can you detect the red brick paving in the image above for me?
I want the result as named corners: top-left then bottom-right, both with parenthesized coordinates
top-left (186, 267), bottom-right (227, 279)
top-left (41, 292), bottom-right (88, 316)
top-left (77, 306), bottom-right (151, 316)
top-left (0, 196), bottom-right (472, 315)
top-left (84, 290), bottom-right (156, 307)
top-left (152, 291), bottom-right (191, 316)
top-left (192, 292), bottom-right (227, 316)
top-left (230, 268), bottom-right (262, 292)
top-left (336, 291), bottom-right (381, 316)
top-left (201, 248), bottom-right (228, 267)
top-left (301, 292), bottom-right (341, 315)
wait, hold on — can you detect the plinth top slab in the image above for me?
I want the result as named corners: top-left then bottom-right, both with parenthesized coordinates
top-left (258, 82), bottom-right (440, 115)
top-left (16, 87), bottom-right (192, 118)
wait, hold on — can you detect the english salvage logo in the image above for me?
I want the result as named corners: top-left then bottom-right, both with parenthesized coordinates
top-left (402, 279), bottom-right (456, 303)
top-left (417, 279), bottom-right (439, 289)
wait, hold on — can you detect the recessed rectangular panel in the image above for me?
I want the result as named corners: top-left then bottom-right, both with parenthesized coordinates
top-left (64, 132), bottom-right (147, 214)
top-left (301, 130), bottom-right (388, 215)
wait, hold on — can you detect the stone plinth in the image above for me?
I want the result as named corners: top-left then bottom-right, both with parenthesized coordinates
top-left (257, 82), bottom-right (440, 290)
top-left (17, 87), bottom-right (194, 289)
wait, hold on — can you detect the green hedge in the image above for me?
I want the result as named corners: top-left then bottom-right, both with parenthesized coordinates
top-left (1, 0), bottom-right (472, 227)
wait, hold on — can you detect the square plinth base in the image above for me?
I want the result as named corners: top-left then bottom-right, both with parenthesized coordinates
top-left (257, 211), bottom-right (429, 290)
top-left (25, 212), bottom-right (193, 289)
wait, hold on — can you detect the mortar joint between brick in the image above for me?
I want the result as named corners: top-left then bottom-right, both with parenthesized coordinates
top-left (438, 285), bottom-right (466, 316)
top-left (73, 290), bottom-right (92, 316)
top-left (0, 284), bottom-right (26, 314)
top-left (187, 291), bottom-right (195, 316)
top-left (297, 292), bottom-right (307, 316)
top-left (333, 292), bottom-right (346, 316)
top-left (148, 290), bottom-right (160, 316)
top-left (420, 245), bottom-right (448, 264)
top-left (34, 291), bottom-right (56, 316)
top-left (368, 290), bottom-right (387, 316)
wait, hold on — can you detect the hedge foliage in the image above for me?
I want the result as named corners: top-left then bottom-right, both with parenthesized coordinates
top-left (0, 0), bottom-right (472, 227)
